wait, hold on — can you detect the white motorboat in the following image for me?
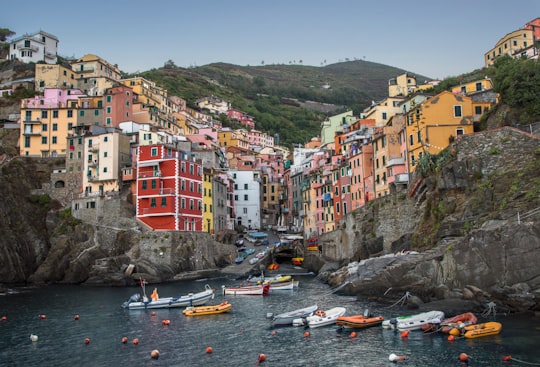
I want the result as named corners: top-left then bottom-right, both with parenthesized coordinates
top-left (271, 304), bottom-right (318, 327)
top-left (293, 307), bottom-right (347, 328)
top-left (268, 280), bottom-right (299, 292)
top-left (382, 310), bottom-right (445, 331)
top-left (222, 284), bottom-right (270, 296)
top-left (122, 283), bottom-right (215, 310)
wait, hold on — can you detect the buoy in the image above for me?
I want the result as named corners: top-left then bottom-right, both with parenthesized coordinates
top-left (401, 330), bottom-right (409, 338)
top-left (350, 331), bottom-right (357, 338)
top-left (30, 334), bottom-right (38, 342)
top-left (40, 314), bottom-right (47, 319)
top-left (150, 349), bottom-right (160, 359)
top-left (150, 311), bottom-right (157, 316)
top-left (271, 331), bottom-right (276, 335)
top-left (502, 355), bottom-right (512, 362)
top-left (258, 353), bottom-right (266, 362)
top-left (74, 314), bottom-right (80, 320)
top-left (459, 353), bottom-right (469, 362)
top-left (206, 346), bottom-right (213, 354)
top-left (304, 331), bottom-right (310, 337)
top-left (133, 338), bottom-right (139, 345)
top-left (121, 337), bottom-right (128, 344)
top-left (1, 316), bottom-right (6, 321)
top-left (84, 337), bottom-right (90, 344)
top-left (162, 319), bottom-right (170, 326)
top-left (448, 335), bottom-right (455, 341)
top-left (449, 328), bottom-right (461, 336)
top-left (389, 353), bottom-right (407, 362)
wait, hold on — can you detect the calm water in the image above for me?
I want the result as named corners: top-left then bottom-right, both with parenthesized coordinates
top-left (1, 275), bottom-right (540, 367)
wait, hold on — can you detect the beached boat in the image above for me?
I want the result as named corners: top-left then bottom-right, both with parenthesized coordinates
top-left (382, 310), bottom-right (445, 331)
top-left (449, 321), bottom-right (502, 339)
top-left (424, 312), bottom-right (478, 333)
top-left (222, 284), bottom-right (270, 296)
top-left (268, 280), bottom-right (299, 292)
top-left (247, 274), bottom-right (292, 284)
top-left (271, 304), bottom-right (318, 327)
top-left (294, 307), bottom-right (347, 328)
top-left (122, 284), bottom-right (215, 310)
top-left (182, 301), bottom-right (232, 316)
top-left (336, 313), bottom-right (385, 329)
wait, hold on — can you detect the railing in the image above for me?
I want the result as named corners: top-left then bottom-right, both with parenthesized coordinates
top-left (394, 173), bottom-right (409, 184)
top-left (23, 118), bottom-right (41, 124)
top-left (87, 175), bottom-right (101, 182)
top-left (23, 128), bottom-right (41, 136)
top-left (17, 45), bottom-right (38, 52)
top-left (138, 171), bottom-right (162, 178)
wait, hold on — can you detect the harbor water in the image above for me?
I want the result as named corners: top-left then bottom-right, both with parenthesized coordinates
top-left (1, 275), bottom-right (540, 366)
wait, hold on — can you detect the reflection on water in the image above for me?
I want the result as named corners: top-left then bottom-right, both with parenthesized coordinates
top-left (1, 277), bottom-right (539, 366)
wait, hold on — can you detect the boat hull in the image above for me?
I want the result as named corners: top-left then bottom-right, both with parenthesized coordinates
top-left (303, 307), bottom-right (347, 328)
top-left (268, 280), bottom-right (299, 292)
top-left (271, 304), bottom-right (318, 327)
top-left (123, 285), bottom-right (215, 310)
top-left (183, 301), bottom-right (232, 316)
top-left (382, 311), bottom-right (445, 331)
top-left (222, 284), bottom-right (269, 296)
top-left (336, 315), bottom-right (384, 329)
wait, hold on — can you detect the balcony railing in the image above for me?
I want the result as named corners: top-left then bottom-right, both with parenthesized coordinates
top-left (138, 171), bottom-right (162, 178)
top-left (23, 128), bottom-right (41, 136)
top-left (394, 173), bottom-right (409, 184)
top-left (23, 117), bottom-right (41, 124)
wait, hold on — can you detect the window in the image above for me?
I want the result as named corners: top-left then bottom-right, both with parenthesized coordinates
top-left (244, 194), bottom-right (248, 201)
top-left (67, 110), bottom-right (73, 118)
top-left (106, 95), bottom-right (112, 103)
top-left (103, 167), bottom-right (107, 173)
top-left (409, 134), bottom-right (414, 146)
top-left (417, 130), bottom-right (421, 143)
top-left (151, 198), bottom-right (156, 208)
top-left (190, 199), bottom-right (194, 210)
top-left (52, 123), bottom-right (58, 131)
top-left (243, 208), bottom-right (248, 214)
top-left (151, 180), bottom-right (156, 189)
top-left (161, 198), bottom-right (167, 207)
top-left (41, 136), bottom-right (47, 144)
top-left (42, 123), bottom-right (47, 132)
top-left (181, 162), bottom-right (185, 172)
top-left (454, 105), bottom-right (462, 117)
top-left (52, 136), bottom-right (57, 144)
top-left (234, 195), bottom-right (238, 201)
top-left (68, 122), bottom-right (73, 130)
top-left (181, 198), bottom-right (185, 209)
top-left (151, 148), bottom-right (158, 156)
top-left (244, 183), bottom-right (248, 190)
top-left (382, 112), bottom-right (387, 120)
top-left (475, 106), bottom-right (482, 115)
top-left (94, 110), bottom-right (99, 116)
top-left (80, 110), bottom-right (84, 117)
top-left (106, 107), bottom-right (111, 114)
top-left (53, 110), bottom-right (59, 118)
top-left (41, 111), bottom-right (48, 119)
top-left (142, 181), bottom-right (147, 190)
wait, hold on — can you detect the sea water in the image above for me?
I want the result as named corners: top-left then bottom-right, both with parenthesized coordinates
top-left (1, 275), bottom-right (539, 366)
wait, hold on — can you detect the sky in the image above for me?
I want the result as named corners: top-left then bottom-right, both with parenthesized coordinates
top-left (2, 0), bottom-right (540, 80)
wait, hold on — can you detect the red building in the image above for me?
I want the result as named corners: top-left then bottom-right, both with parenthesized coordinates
top-left (136, 144), bottom-right (203, 231)
top-left (227, 108), bottom-right (255, 129)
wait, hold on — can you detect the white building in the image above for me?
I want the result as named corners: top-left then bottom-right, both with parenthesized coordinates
top-left (7, 31), bottom-right (58, 64)
top-left (230, 169), bottom-right (261, 230)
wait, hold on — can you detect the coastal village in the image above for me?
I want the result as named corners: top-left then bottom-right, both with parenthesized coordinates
top-left (1, 18), bottom-right (539, 252)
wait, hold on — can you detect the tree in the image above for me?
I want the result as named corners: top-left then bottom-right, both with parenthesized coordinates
top-left (0, 27), bottom-right (15, 42)
top-left (163, 59), bottom-right (177, 69)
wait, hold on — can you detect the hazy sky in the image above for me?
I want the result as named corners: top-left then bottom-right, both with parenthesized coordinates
top-left (3, 0), bottom-right (540, 79)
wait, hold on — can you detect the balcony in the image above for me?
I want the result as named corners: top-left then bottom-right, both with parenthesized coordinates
top-left (138, 171), bottom-right (162, 178)
top-left (23, 117), bottom-right (41, 124)
top-left (23, 128), bottom-right (41, 136)
top-left (87, 175), bottom-right (101, 182)
top-left (79, 67), bottom-right (95, 73)
top-left (394, 173), bottom-right (409, 184)
top-left (17, 44), bottom-right (38, 52)
top-left (88, 144), bottom-right (99, 152)
top-left (387, 157), bottom-right (406, 167)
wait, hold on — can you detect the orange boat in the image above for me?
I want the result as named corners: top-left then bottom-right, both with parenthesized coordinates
top-left (336, 314), bottom-right (385, 329)
top-left (449, 321), bottom-right (502, 339)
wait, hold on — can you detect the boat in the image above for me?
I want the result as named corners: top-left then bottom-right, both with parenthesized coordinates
top-left (222, 284), bottom-right (270, 296)
top-left (245, 248), bottom-right (255, 256)
top-left (271, 304), bottom-right (318, 327)
top-left (336, 312), bottom-right (385, 329)
top-left (182, 301), bottom-right (232, 316)
top-left (294, 307), bottom-right (347, 328)
top-left (249, 257), bottom-right (260, 265)
top-left (292, 257), bottom-right (304, 266)
top-left (449, 321), bottom-right (502, 339)
top-left (247, 274), bottom-right (292, 284)
top-left (382, 310), bottom-right (445, 331)
top-left (268, 280), bottom-right (299, 292)
top-left (235, 256), bottom-right (244, 264)
top-left (423, 312), bottom-right (478, 333)
top-left (122, 283), bottom-right (215, 310)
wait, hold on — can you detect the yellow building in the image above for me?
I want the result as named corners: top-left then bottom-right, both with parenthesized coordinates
top-left (362, 96), bottom-right (406, 127)
top-left (71, 54), bottom-right (121, 96)
top-left (35, 64), bottom-right (78, 92)
top-left (484, 28), bottom-right (534, 67)
top-left (451, 78), bottom-right (494, 95)
top-left (372, 127), bottom-right (390, 198)
top-left (218, 128), bottom-right (250, 150)
top-left (405, 91), bottom-right (475, 173)
top-left (202, 170), bottom-right (214, 233)
top-left (388, 73), bottom-right (417, 97)
top-left (20, 88), bottom-right (85, 157)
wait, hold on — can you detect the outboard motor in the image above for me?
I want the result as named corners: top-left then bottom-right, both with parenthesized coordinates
top-left (122, 293), bottom-right (141, 308)
top-left (363, 308), bottom-right (371, 318)
top-left (389, 318), bottom-right (398, 329)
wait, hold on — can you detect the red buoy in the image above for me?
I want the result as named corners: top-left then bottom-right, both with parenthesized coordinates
top-left (74, 314), bottom-right (80, 320)
top-left (1, 316), bottom-right (6, 321)
top-left (121, 337), bottom-right (128, 344)
top-left (502, 355), bottom-right (512, 362)
top-left (401, 330), bottom-right (409, 338)
top-left (304, 331), bottom-right (310, 337)
top-left (162, 319), bottom-right (170, 326)
top-left (150, 311), bottom-right (157, 316)
top-left (206, 346), bottom-right (213, 354)
top-left (459, 353), bottom-right (469, 362)
top-left (350, 331), bottom-right (357, 338)
top-left (258, 354), bottom-right (266, 362)
top-left (133, 338), bottom-right (139, 345)
top-left (84, 338), bottom-right (90, 344)
top-left (40, 314), bottom-right (47, 319)
top-left (271, 331), bottom-right (276, 335)
top-left (448, 335), bottom-right (455, 341)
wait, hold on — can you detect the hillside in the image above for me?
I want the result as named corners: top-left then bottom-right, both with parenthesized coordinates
top-left (139, 60), bottom-right (432, 146)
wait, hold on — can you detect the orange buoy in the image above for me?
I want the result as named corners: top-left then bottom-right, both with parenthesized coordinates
top-left (74, 314), bottom-right (80, 320)
top-left (206, 346), bottom-right (213, 354)
top-left (84, 337), bottom-right (90, 344)
top-left (350, 331), bottom-right (357, 338)
top-left (271, 331), bottom-right (276, 335)
top-left (150, 349), bottom-right (160, 359)
top-left (258, 354), bottom-right (266, 362)
top-left (162, 319), bottom-right (170, 326)
top-left (502, 355), bottom-right (512, 362)
top-left (401, 330), bottom-right (409, 338)
top-left (1, 316), bottom-right (6, 321)
top-left (121, 337), bottom-right (128, 344)
top-left (150, 311), bottom-right (157, 316)
top-left (448, 335), bottom-right (455, 341)
top-left (40, 314), bottom-right (47, 319)
top-left (459, 353), bottom-right (469, 362)
top-left (133, 338), bottom-right (139, 345)
top-left (304, 331), bottom-right (310, 337)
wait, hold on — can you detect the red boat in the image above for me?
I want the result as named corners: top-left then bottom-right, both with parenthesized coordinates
top-left (422, 312), bottom-right (478, 333)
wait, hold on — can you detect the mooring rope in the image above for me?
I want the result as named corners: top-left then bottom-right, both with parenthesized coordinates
top-left (385, 291), bottom-right (411, 308)
top-left (505, 357), bottom-right (540, 365)
top-left (481, 301), bottom-right (497, 318)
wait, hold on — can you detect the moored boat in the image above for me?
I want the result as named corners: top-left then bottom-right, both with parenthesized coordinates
top-left (382, 310), bottom-right (445, 331)
top-left (182, 301), bottom-right (232, 316)
top-left (222, 284), bottom-right (270, 296)
top-left (122, 283), bottom-right (215, 310)
top-left (449, 321), bottom-right (502, 339)
top-left (294, 307), bottom-right (347, 328)
top-left (247, 274), bottom-right (291, 284)
top-left (271, 304), bottom-right (318, 327)
top-left (336, 314), bottom-right (385, 329)
top-left (268, 280), bottom-right (299, 292)
top-left (431, 312), bottom-right (478, 333)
